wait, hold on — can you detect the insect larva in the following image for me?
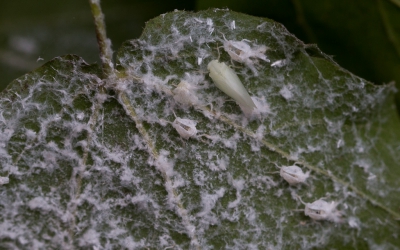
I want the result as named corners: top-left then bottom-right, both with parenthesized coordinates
top-left (298, 196), bottom-right (342, 222)
top-left (172, 81), bottom-right (198, 106)
top-left (223, 39), bottom-right (269, 65)
top-left (172, 115), bottom-right (198, 140)
top-left (268, 164), bottom-right (309, 185)
top-left (207, 60), bottom-right (256, 111)
top-left (280, 165), bottom-right (310, 185)
top-left (221, 36), bottom-right (269, 76)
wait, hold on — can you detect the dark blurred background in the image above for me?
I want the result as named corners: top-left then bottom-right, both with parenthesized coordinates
top-left (1, 0), bottom-right (399, 95)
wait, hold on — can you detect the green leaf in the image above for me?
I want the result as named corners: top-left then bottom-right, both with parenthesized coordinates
top-left (197, 0), bottom-right (400, 110)
top-left (1, 9), bottom-right (400, 249)
top-left (289, 0), bottom-right (400, 109)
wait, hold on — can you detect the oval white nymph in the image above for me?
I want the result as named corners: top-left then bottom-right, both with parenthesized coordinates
top-left (223, 39), bottom-right (269, 65)
top-left (172, 80), bottom-right (199, 106)
top-left (207, 60), bottom-right (256, 111)
top-left (172, 116), bottom-right (197, 140)
top-left (299, 197), bottom-right (341, 222)
top-left (280, 165), bottom-right (310, 185)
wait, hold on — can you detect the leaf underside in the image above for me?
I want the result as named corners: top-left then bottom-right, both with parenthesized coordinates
top-left (1, 9), bottom-right (400, 249)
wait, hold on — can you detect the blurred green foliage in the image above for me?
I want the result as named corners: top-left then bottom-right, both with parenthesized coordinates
top-left (0, 0), bottom-right (195, 90)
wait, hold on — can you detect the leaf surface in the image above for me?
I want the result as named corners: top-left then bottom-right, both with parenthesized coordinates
top-left (1, 10), bottom-right (400, 249)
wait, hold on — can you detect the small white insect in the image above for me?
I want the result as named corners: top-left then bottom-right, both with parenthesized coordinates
top-left (222, 38), bottom-right (269, 76)
top-left (0, 176), bottom-right (9, 185)
top-left (280, 165), bottom-right (310, 185)
top-left (230, 20), bottom-right (236, 30)
top-left (223, 39), bottom-right (269, 65)
top-left (172, 115), bottom-right (198, 140)
top-left (271, 59), bottom-right (288, 68)
top-left (207, 60), bottom-right (256, 112)
top-left (298, 197), bottom-right (342, 222)
top-left (172, 81), bottom-right (199, 106)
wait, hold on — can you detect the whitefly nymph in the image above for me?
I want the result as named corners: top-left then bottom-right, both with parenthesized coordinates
top-left (299, 197), bottom-right (342, 222)
top-left (172, 115), bottom-right (198, 140)
top-left (172, 80), bottom-right (198, 106)
top-left (280, 165), bottom-right (310, 185)
top-left (207, 60), bottom-right (256, 112)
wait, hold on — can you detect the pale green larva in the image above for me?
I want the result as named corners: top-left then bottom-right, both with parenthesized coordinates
top-left (207, 60), bottom-right (256, 111)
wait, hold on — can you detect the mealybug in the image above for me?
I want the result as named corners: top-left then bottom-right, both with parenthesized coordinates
top-left (298, 197), bottom-right (342, 222)
top-left (172, 80), bottom-right (198, 106)
top-left (280, 165), bottom-right (310, 185)
top-left (172, 115), bottom-right (198, 139)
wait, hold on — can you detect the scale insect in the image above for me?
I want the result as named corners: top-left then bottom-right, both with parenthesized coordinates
top-left (298, 196), bottom-right (342, 222)
top-left (223, 39), bottom-right (269, 66)
top-left (279, 165), bottom-right (310, 185)
top-left (207, 59), bottom-right (256, 112)
top-left (268, 164), bottom-right (310, 185)
top-left (220, 33), bottom-right (269, 76)
top-left (172, 80), bottom-right (199, 106)
top-left (171, 114), bottom-right (198, 140)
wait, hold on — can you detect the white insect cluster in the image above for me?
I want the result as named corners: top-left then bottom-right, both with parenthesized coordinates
top-left (207, 60), bottom-right (256, 112)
